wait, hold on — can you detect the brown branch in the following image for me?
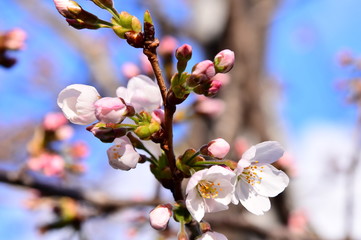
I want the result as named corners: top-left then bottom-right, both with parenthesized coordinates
top-left (142, 22), bottom-right (183, 202)
top-left (0, 169), bottom-right (160, 212)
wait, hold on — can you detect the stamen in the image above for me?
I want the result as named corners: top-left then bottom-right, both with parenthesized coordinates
top-left (197, 180), bottom-right (221, 199)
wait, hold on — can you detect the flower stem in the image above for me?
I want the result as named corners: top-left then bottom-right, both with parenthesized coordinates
top-left (192, 160), bottom-right (230, 167)
top-left (142, 26), bottom-right (183, 201)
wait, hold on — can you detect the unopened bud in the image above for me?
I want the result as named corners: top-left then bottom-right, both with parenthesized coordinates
top-left (53, 0), bottom-right (81, 18)
top-left (91, 0), bottom-right (113, 9)
top-left (187, 74), bottom-right (208, 88)
top-left (149, 204), bottom-right (173, 231)
top-left (112, 25), bottom-right (128, 39)
top-left (86, 124), bottom-right (127, 143)
top-left (118, 11), bottom-right (133, 28)
top-left (192, 60), bottom-right (216, 79)
top-left (3, 28), bottom-right (27, 50)
top-left (206, 79), bottom-right (223, 97)
top-left (176, 44), bottom-right (192, 72)
top-left (66, 19), bottom-right (100, 30)
top-left (151, 109), bottom-right (165, 124)
top-left (94, 97), bottom-right (128, 123)
top-left (131, 17), bottom-right (142, 33)
top-left (176, 44), bottom-right (192, 61)
top-left (144, 10), bottom-right (153, 25)
top-left (201, 138), bottom-right (230, 159)
top-left (134, 120), bottom-right (160, 140)
top-left (214, 49), bottom-right (235, 73)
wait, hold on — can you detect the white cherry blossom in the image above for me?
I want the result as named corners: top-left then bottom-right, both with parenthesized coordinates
top-left (233, 141), bottom-right (289, 215)
top-left (185, 165), bottom-right (235, 222)
top-left (107, 136), bottom-right (140, 170)
top-left (57, 84), bottom-right (100, 125)
top-left (116, 75), bottom-right (162, 113)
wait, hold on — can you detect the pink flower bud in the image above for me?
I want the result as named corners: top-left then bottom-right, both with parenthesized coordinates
top-left (69, 141), bottom-right (89, 158)
top-left (158, 36), bottom-right (178, 55)
top-left (151, 109), bottom-right (165, 124)
top-left (149, 204), bottom-right (173, 231)
top-left (192, 60), bottom-right (216, 79)
top-left (205, 138), bottom-right (230, 159)
top-left (176, 44), bottom-right (192, 61)
top-left (121, 62), bottom-right (140, 79)
top-left (207, 79), bottom-right (223, 96)
top-left (211, 73), bottom-right (230, 85)
top-left (53, 0), bottom-right (81, 18)
top-left (214, 49), bottom-right (235, 73)
top-left (3, 28), bottom-right (27, 50)
top-left (86, 124), bottom-right (127, 143)
top-left (94, 97), bottom-right (128, 123)
top-left (28, 153), bottom-right (65, 177)
top-left (43, 112), bottom-right (68, 130)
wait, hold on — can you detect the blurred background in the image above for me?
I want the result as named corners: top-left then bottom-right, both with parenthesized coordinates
top-left (1, 0), bottom-right (361, 239)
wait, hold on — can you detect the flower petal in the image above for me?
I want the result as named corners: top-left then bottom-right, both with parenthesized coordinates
top-left (203, 197), bottom-right (229, 213)
top-left (57, 84), bottom-right (99, 125)
top-left (186, 169), bottom-right (207, 194)
top-left (252, 164), bottom-right (289, 197)
top-left (186, 189), bottom-right (205, 222)
top-left (127, 75), bottom-right (162, 112)
top-left (241, 141), bottom-right (284, 165)
top-left (236, 180), bottom-right (271, 215)
top-left (116, 86), bottom-right (130, 103)
top-left (107, 136), bottom-right (140, 170)
top-left (205, 165), bottom-right (236, 182)
top-left (210, 178), bottom-right (235, 205)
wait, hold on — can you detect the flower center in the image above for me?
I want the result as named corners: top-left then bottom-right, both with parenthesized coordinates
top-left (241, 162), bottom-right (264, 186)
top-left (197, 180), bottom-right (222, 199)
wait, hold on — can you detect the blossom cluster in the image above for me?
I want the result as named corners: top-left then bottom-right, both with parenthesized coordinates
top-left (52, 0), bottom-right (290, 239)
top-left (27, 112), bottom-right (88, 177)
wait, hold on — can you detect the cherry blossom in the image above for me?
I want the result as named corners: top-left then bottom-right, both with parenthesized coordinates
top-left (233, 141), bottom-right (289, 215)
top-left (116, 75), bottom-right (162, 113)
top-left (57, 84), bottom-right (100, 125)
top-left (185, 165), bottom-right (235, 222)
top-left (28, 153), bottom-right (65, 177)
top-left (107, 136), bottom-right (140, 170)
